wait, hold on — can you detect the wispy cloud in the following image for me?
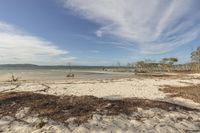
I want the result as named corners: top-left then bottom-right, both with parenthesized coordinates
top-left (63, 0), bottom-right (200, 54)
top-left (0, 22), bottom-right (76, 65)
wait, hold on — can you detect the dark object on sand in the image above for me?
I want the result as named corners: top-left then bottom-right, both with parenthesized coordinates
top-left (10, 75), bottom-right (19, 82)
top-left (66, 62), bottom-right (75, 78)
top-left (66, 73), bottom-right (75, 78)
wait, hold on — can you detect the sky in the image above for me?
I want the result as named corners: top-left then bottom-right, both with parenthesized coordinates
top-left (0, 0), bottom-right (200, 66)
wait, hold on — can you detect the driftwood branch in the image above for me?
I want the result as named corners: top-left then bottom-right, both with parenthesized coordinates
top-left (0, 84), bottom-right (21, 93)
top-left (34, 84), bottom-right (50, 92)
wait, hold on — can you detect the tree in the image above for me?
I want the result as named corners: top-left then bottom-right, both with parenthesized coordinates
top-left (191, 47), bottom-right (200, 63)
top-left (168, 58), bottom-right (178, 65)
top-left (135, 61), bottom-right (145, 68)
top-left (159, 58), bottom-right (178, 72)
top-left (116, 61), bottom-right (121, 67)
top-left (160, 58), bottom-right (178, 65)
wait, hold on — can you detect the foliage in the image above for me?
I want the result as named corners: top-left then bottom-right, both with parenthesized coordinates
top-left (160, 58), bottom-right (178, 65)
top-left (191, 47), bottom-right (200, 63)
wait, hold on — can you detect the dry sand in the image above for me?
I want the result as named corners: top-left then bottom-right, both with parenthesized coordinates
top-left (0, 73), bottom-right (200, 132)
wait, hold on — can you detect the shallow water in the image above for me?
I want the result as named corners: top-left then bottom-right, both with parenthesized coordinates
top-left (0, 68), bottom-right (133, 81)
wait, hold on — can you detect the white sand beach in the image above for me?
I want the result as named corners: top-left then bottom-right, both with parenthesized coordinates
top-left (0, 73), bottom-right (200, 133)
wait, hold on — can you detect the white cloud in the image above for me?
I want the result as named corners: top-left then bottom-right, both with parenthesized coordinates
top-left (0, 22), bottom-right (76, 65)
top-left (63, 0), bottom-right (200, 53)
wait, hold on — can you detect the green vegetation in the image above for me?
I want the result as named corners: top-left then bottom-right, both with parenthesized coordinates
top-left (160, 58), bottom-right (178, 65)
top-left (130, 46), bottom-right (200, 73)
top-left (191, 46), bottom-right (200, 63)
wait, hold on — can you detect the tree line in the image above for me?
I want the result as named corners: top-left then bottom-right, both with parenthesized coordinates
top-left (131, 46), bottom-right (200, 73)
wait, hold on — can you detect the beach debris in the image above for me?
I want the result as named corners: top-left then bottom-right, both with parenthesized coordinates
top-left (0, 92), bottom-right (200, 132)
top-left (0, 92), bottom-right (199, 126)
top-left (66, 62), bottom-right (75, 78)
top-left (66, 73), bottom-right (75, 78)
top-left (34, 84), bottom-right (50, 92)
top-left (160, 84), bottom-right (200, 103)
top-left (36, 121), bottom-right (47, 129)
top-left (0, 84), bottom-right (21, 93)
top-left (7, 74), bottom-right (19, 83)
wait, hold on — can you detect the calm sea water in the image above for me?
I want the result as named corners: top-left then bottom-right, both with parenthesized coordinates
top-left (0, 66), bottom-right (132, 81)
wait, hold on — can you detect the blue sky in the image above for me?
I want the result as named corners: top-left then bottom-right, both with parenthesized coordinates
top-left (0, 0), bottom-right (200, 65)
